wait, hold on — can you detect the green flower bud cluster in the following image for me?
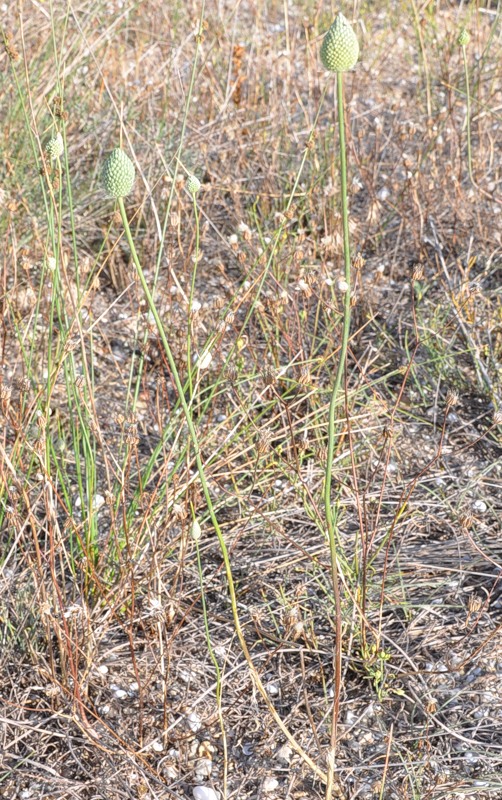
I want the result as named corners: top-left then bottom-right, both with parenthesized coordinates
top-left (457, 28), bottom-right (470, 46)
top-left (101, 148), bottom-right (135, 198)
top-left (321, 13), bottom-right (359, 73)
top-left (46, 132), bottom-right (64, 160)
top-left (187, 174), bottom-right (201, 195)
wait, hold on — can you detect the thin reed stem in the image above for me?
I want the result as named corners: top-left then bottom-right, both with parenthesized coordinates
top-left (193, 528), bottom-right (228, 797)
top-left (186, 191), bottom-right (201, 399)
top-left (324, 69), bottom-right (352, 800)
top-left (461, 43), bottom-right (474, 185)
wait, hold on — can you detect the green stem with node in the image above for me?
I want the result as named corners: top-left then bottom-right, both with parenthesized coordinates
top-left (116, 195), bottom-right (328, 785)
top-left (461, 43), bottom-right (474, 185)
top-left (323, 69), bottom-right (351, 800)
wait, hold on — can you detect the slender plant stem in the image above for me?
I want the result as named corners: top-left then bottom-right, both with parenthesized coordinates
top-left (194, 529), bottom-right (228, 797)
top-left (186, 192), bottom-right (201, 399)
top-left (116, 196), bottom-right (328, 784)
top-left (410, 0), bottom-right (432, 119)
top-left (324, 70), bottom-right (352, 800)
top-left (461, 44), bottom-right (474, 185)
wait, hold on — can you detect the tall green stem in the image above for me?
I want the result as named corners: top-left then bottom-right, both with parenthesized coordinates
top-left (461, 44), bottom-right (474, 185)
top-left (324, 70), bottom-right (351, 800)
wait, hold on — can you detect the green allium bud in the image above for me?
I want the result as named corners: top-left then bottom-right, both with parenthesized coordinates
top-left (101, 148), bottom-right (135, 198)
top-left (187, 174), bottom-right (201, 195)
top-left (457, 28), bottom-right (470, 46)
top-left (321, 13), bottom-right (359, 73)
top-left (190, 519), bottom-right (202, 542)
top-left (46, 132), bottom-right (64, 159)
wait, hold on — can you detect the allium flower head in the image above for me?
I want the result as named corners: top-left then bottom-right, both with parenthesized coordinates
top-left (457, 28), bottom-right (470, 46)
top-left (46, 132), bottom-right (64, 160)
top-left (190, 519), bottom-right (202, 541)
top-left (321, 13), bottom-right (359, 73)
top-left (101, 148), bottom-right (135, 198)
top-left (187, 174), bottom-right (201, 195)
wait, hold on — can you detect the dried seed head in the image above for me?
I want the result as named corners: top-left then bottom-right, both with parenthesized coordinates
top-left (445, 388), bottom-right (459, 408)
top-left (353, 253), bottom-right (365, 271)
top-left (226, 362), bottom-right (238, 383)
top-left (101, 148), bottom-right (135, 198)
top-left (256, 430), bottom-right (273, 456)
top-left (261, 365), bottom-right (277, 386)
top-left (321, 13), bottom-right (359, 73)
top-left (297, 433), bottom-right (309, 454)
top-left (459, 513), bottom-right (474, 530)
top-left (457, 28), bottom-right (470, 47)
top-left (412, 264), bottom-right (424, 282)
top-left (186, 174), bottom-right (201, 195)
top-left (211, 295), bottom-right (226, 310)
top-left (15, 376), bottom-right (31, 393)
top-left (0, 383), bottom-right (12, 404)
top-left (298, 365), bottom-right (311, 386)
top-left (172, 502), bottom-right (186, 521)
top-left (46, 132), bottom-right (64, 160)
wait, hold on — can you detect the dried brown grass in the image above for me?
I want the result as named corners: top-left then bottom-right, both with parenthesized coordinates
top-left (0, 1), bottom-right (501, 799)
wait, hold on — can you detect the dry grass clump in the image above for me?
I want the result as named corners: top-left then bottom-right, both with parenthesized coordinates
top-left (0, 2), bottom-right (501, 799)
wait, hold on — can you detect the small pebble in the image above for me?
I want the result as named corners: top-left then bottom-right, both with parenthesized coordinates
top-left (164, 764), bottom-right (177, 779)
top-left (196, 350), bottom-right (212, 370)
top-left (195, 758), bottom-right (213, 779)
top-left (263, 777), bottom-right (279, 793)
top-left (193, 787), bottom-right (218, 800)
top-left (92, 493), bottom-right (105, 510)
top-left (187, 712), bottom-right (202, 732)
top-left (189, 739), bottom-right (200, 758)
top-left (275, 743), bottom-right (292, 763)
